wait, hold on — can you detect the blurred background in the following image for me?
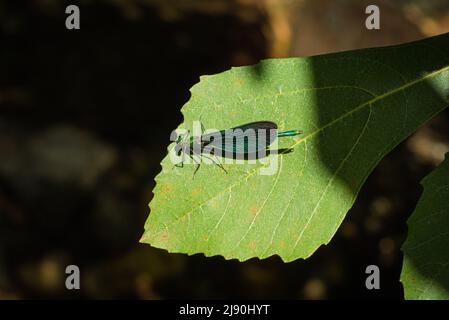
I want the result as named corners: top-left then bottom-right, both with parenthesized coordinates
top-left (0, 0), bottom-right (449, 299)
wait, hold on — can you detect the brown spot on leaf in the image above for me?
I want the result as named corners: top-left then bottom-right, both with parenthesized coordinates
top-left (192, 186), bottom-right (204, 197)
top-left (279, 240), bottom-right (286, 249)
top-left (161, 184), bottom-right (172, 195)
top-left (160, 232), bottom-right (169, 242)
top-left (249, 206), bottom-right (258, 216)
top-left (235, 79), bottom-right (245, 87)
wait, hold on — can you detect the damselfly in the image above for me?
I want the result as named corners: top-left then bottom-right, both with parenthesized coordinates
top-left (173, 121), bottom-right (302, 176)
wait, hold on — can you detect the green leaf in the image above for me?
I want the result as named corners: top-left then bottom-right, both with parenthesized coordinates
top-left (141, 33), bottom-right (449, 262)
top-left (401, 153), bottom-right (449, 299)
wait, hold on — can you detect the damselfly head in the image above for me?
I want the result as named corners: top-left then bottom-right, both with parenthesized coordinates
top-left (170, 129), bottom-right (190, 144)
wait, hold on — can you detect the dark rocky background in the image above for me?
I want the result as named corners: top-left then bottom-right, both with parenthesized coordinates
top-left (0, 0), bottom-right (448, 299)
